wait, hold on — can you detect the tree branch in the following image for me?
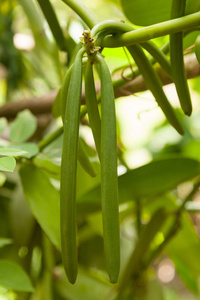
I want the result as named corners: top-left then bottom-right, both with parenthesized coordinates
top-left (0, 53), bottom-right (199, 119)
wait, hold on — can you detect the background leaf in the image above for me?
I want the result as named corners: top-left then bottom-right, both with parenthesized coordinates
top-left (9, 142), bottom-right (39, 158)
top-left (19, 164), bottom-right (60, 248)
top-left (0, 260), bottom-right (34, 292)
top-left (0, 156), bottom-right (16, 172)
top-left (120, 0), bottom-right (200, 26)
top-left (0, 147), bottom-right (27, 157)
top-left (77, 157), bottom-right (200, 214)
top-left (9, 109), bottom-right (37, 143)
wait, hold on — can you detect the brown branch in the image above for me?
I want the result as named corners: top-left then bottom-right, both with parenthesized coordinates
top-left (114, 53), bottom-right (200, 97)
top-left (0, 53), bottom-right (199, 119)
top-left (0, 90), bottom-right (58, 119)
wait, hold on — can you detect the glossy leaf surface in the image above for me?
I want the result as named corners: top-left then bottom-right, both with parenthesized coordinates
top-left (77, 157), bottom-right (200, 214)
top-left (19, 164), bottom-right (60, 248)
top-left (10, 109), bottom-right (37, 143)
top-left (121, 0), bottom-right (200, 26)
top-left (0, 156), bottom-right (16, 172)
top-left (0, 260), bottom-right (34, 292)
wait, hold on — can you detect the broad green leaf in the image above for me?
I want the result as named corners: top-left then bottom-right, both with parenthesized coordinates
top-left (0, 147), bottom-right (27, 157)
top-left (10, 143), bottom-right (39, 158)
top-left (120, 0), bottom-right (200, 26)
top-left (33, 153), bottom-right (60, 176)
top-left (0, 260), bottom-right (34, 292)
top-left (183, 31), bottom-right (199, 51)
top-left (9, 109), bottom-right (37, 143)
top-left (19, 164), bottom-right (60, 248)
top-left (77, 157), bottom-right (200, 214)
top-left (0, 157), bottom-right (16, 172)
top-left (0, 238), bottom-right (12, 248)
top-left (0, 118), bottom-right (7, 134)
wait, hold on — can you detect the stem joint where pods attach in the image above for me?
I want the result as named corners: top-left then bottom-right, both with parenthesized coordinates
top-left (80, 30), bottom-right (101, 63)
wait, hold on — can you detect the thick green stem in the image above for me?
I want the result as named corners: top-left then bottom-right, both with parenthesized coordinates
top-left (101, 12), bottom-right (200, 48)
top-left (141, 41), bottom-right (172, 77)
top-left (60, 0), bottom-right (97, 29)
top-left (91, 20), bottom-right (134, 37)
top-left (170, 0), bottom-right (192, 116)
top-left (38, 127), bottom-right (63, 151)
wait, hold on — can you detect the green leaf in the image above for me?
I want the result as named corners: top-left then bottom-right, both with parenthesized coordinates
top-left (10, 143), bottom-right (39, 158)
top-left (33, 153), bottom-right (60, 176)
top-left (0, 118), bottom-right (7, 135)
top-left (0, 147), bottom-right (28, 157)
top-left (0, 238), bottom-right (13, 248)
top-left (183, 31), bottom-right (200, 51)
top-left (77, 157), bottom-right (200, 214)
top-left (0, 260), bottom-right (34, 292)
top-left (120, 0), bottom-right (200, 26)
top-left (19, 164), bottom-right (60, 248)
top-left (9, 109), bottom-right (37, 143)
top-left (0, 157), bottom-right (16, 172)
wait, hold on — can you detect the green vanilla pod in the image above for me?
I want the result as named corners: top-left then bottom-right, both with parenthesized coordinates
top-left (60, 47), bottom-right (85, 284)
top-left (60, 58), bottom-right (95, 177)
top-left (141, 41), bottom-right (172, 77)
top-left (170, 0), bottom-right (192, 116)
top-left (127, 44), bottom-right (184, 135)
top-left (85, 60), bottom-right (101, 158)
top-left (97, 53), bottom-right (120, 284)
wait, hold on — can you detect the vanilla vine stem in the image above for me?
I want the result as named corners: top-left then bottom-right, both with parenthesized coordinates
top-left (60, 0), bottom-right (97, 29)
top-left (101, 11), bottom-right (200, 48)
